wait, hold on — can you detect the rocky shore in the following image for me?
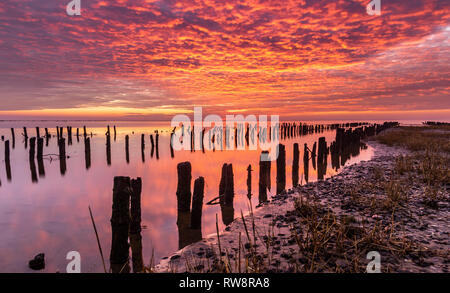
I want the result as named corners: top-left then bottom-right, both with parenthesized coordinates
top-left (155, 140), bottom-right (449, 273)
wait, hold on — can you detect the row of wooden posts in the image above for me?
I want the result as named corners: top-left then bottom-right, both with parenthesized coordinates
top-left (106, 122), bottom-right (399, 272)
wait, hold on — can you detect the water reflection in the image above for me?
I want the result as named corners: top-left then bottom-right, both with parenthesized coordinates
top-left (0, 122), bottom-right (374, 272)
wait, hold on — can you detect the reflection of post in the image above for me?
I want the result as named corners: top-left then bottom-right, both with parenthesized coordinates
top-left (130, 178), bottom-right (143, 273)
top-left (125, 135), bottom-right (130, 164)
top-left (246, 164), bottom-right (252, 200)
top-left (141, 134), bottom-right (145, 163)
top-left (292, 143), bottom-right (299, 187)
top-left (29, 138), bottom-right (38, 183)
top-left (303, 143), bottom-right (309, 183)
top-left (84, 137), bottom-right (91, 170)
top-left (37, 138), bottom-right (45, 178)
top-left (5, 140), bottom-right (11, 181)
top-left (58, 138), bottom-right (66, 176)
top-left (276, 144), bottom-right (286, 195)
top-left (110, 177), bottom-right (131, 273)
top-left (106, 133), bottom-right (111, 166)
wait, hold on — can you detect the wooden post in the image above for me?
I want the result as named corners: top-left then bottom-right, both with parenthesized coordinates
top-left (303, 143), bottom-right (309, 183)
top-left (10, 128), bottom-right (15, 149)
top-left (176, 162), bottom-right (192, 212)
top-left (36, 127), bottom-right (40, 138)
top-left (150, 134), bottom-right (154, 158)
top-left (106, 133), bottom-right (111, 166)
top-left (170, 133), bottom-right (175, 158)
top-left (110, 176), bottom-right (131, 273)
top-left (292, 143), bottom-right (299, 187)
top-left (67, 127), bottom-right (72, 145)
top-left (276, 144), bottom-right (286, 195)
top-left (155, 132), bottom-right (159, 159)
top-left (190, 177), bottom-right (204, 230)
top-left (5, 140), bottom-right (11, 181)
top-left (141, 134), bottom-right (145, 163)
top-left (83, 126), bottom-right (87, 138)
top-left (130, 177), bottom-right (143, 273)
top-left (125, 135), bottom-right (129, 164)
top-left (113, 125), bottom-right (117, 141)
top-left (29, 138), bottom-right (37, 183)
top-left (247, 164), bottom-right (252, 200)
top-left (259, 152), bottom-right (268, 203)
top-left (37, 138), bottom-right (45, 177)
top-left (58, 138), bottom-right (66, 175)
top-left (85, 137), bottom-right (91, 170)
top-left (29, 137), bottom-right (36, 160)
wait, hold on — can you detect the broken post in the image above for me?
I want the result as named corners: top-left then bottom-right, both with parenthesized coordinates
top-left (129, 177), bottom-right (143, 273)
top-left (58, 138), bottom-right (66, 175)
top-left (5, 140), bottom-right (11, 181)
top-left (247, 164), bottom-right (252, 200)
top-left (110, 176), bottom-right (131, 273)
top-left (125, 135), bottom-right (130, 164)
top-left (190, 177), bottom-right (205, 230)
top-left (176, 162), bottom-right (192, 212)
top-left (85, 137), bottom-right (91, 170)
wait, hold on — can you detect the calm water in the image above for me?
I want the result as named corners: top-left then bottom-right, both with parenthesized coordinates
top-left (0, 121), bottom-right (373, 272)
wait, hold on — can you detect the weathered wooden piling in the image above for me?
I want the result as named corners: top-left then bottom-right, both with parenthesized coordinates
top-left (58, 138), bottom-right (66, 175)
top-left (106, 133), bottom-right (111, 166)
top-left (130, 177), bottom-right (143, 273)
top-left (10, 128), bottom-right (15, 149)
top-left (155, 132), bottom-right (159, 159)
top-left (141, 134), bottom-right (145, 162)
top-left (125, 135), bottom-right (130, 164)
top-left (29, 137), bottom-right (36, 160)
top-left (37, 139), bottom-right (45, 178)
top-left (259, 152), bottom-right (269, 203)
top-left (113, 125), bottom-right (117, 141)
top-left (67, 127), bottom-right (72, 145)
top-left (36, 127), bottom-right (40, 138)
top-left (247, 164), bottom-right (252, 200)
top-left (303, 143), bottom-right (309, 183)
top-left (292, 143), bottom-right (299, 187)
top-left (5, 140), bottom-right (11, 181)
top-left (83, 126), bottom-right (87, 138)
top-left (110, 176), bottom-right (131, 273)
top-left (23, 127), bottom-right (28, 141)
top-left (276, 144), bottom-right (286, 195)
top-left (37, 137), bottom-right (44, 161)
top-left (84, 137), bottom-right (91, 170)
top-left (176, 162), bottom-right (192, 212)
top-left (219, 163), bottom-right (234, 206)
top-left (150, 134), bottom-right (155, 158)
top-left (190, 177), bottom-right (204, 230)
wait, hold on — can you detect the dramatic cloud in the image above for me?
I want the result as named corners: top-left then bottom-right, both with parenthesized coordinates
top-left (0, 0), bottom-right (449, 120)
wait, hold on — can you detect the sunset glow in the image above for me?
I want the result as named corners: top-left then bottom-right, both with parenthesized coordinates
top-left (0, 0), bottom-right (449, 120)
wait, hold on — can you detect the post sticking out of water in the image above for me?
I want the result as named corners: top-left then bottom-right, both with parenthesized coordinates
top-left (190, 177), bottom-right (204, 230)
top-left (37, 138), bottom-right (45, 177)
top-left (23, 127), bottom-right (28, 140)
top-left (176, 162), bottom-right (192, 212)
top-left (247, 164), bottom-right (252, 200)
top-left (125, 135), bottom-right (130, 164)
top-left (292, 143), bottom-right (299, 187)
top-left (303, 143), bottom-right (309, 183)
top-left (10, 128), bottom-right (15, 149)
top-left (110, 176), bottom-right (131, 273)
top-left (58, 138), bottom-right (66, 175)
top-left (170, 133), bottom-right (175, 158)
top-left (106, 133), bottom-right (111, 166)
top-left (83, 126), bottom-right (87, 138)
top-left (113, 125), bottom-right (117, 141)
top-left (259, 151), bottom-right (270, 203)
top-left (155, 132), bottom-right (159, 159)
top-left (5, 140), bottom-right (11, 181)
top-left (29, 137), bottom-right (36, 160)
top-left (29, 138), bottom-right (37, 183)
top-left (141, 134), bottom-right (145, 163)
top-left (36, 127), bottom-right (40, 138)
top-left (130, 177), bottom-right (143, 273)
top-left (276, 144), bottom-right (286, 195)
top-left (84, 137), bottom-right (91, 170)
top-left (150, 134), bottom-right (154, 158)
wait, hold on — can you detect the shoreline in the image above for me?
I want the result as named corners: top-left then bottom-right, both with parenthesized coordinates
top-left (155, 139), bottom-right (449, 273)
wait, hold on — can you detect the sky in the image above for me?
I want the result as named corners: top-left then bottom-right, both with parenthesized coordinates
top-left (0, 0), bottom-right (449, 121)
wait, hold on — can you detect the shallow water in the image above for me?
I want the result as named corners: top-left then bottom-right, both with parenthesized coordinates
top-left (0, 121), bottom-right (373, 272)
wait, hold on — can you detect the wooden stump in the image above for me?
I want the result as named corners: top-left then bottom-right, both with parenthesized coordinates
top-left (292, 143), bottom-right (299, 187)
top-left (176, 162), bottom-right (192, 212)
top-left (190, 177), bottom-right (204, 229)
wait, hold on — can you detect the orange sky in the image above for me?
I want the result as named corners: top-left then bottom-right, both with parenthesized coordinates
top-left (0, 0), bottom-right (449, 121)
